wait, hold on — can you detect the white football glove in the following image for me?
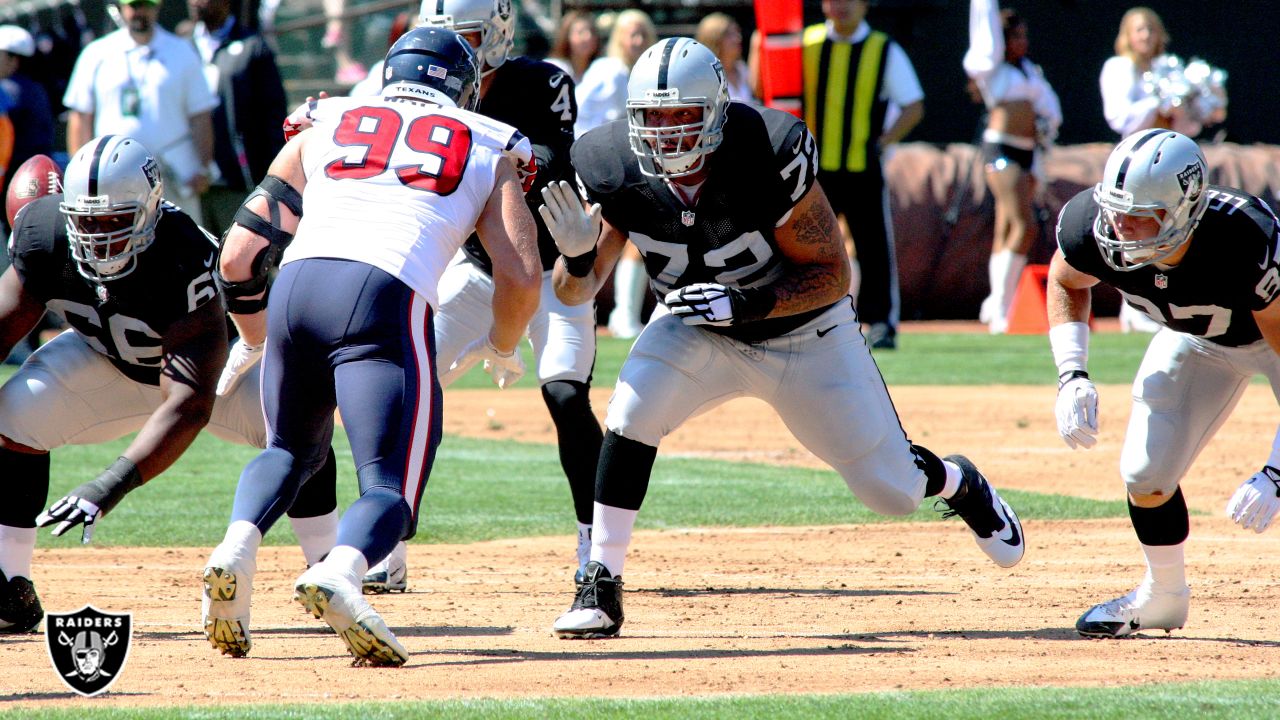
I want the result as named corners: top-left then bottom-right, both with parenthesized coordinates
top-left (1055, 372), bottom-right (1099, 449)
top-left (537, 180), bottom-right (601, 258)
top-left (664, 283), bottom-right (741, 326)
top-left (1227, 466), bottom-right (1280, 533)
top-left (217, 338), bottom-right (263, 396)
top-left (447, 337), bottom-right (525, 390)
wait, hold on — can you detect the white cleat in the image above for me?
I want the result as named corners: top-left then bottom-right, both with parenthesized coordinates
top-left (940, 455), bottom-right (1025, 568)
top-left (1076, 582), bottom-right (1190, 638)
top-left (554, 561), bottom-right (623, 639)
top-left (361, 541), bottom-right (408, 594)
top-left (295, 563), bottom-right (408, 666)
top-left (202, 545), bottom-right (256, 657)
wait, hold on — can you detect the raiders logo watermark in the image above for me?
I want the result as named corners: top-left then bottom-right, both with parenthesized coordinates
top-left (45, 606), bottom-right (132, 697)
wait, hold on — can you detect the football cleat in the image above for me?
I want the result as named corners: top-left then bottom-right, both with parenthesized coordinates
top-left (940, 454), bottom-right (1025, 568)
top-left (554, 561), bottom-right (623, 639)
top-left (296, 563), bottom-right (408, 667)
top-left (0, 570), bottom-right (43, 634)
top-left (1076, 582), bottom-right (1190, 638)
top-left (361, 541), bottom-right (408, 595)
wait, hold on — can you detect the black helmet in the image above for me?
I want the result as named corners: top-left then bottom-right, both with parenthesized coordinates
top-left (381, 26), bottom-right (481, 110)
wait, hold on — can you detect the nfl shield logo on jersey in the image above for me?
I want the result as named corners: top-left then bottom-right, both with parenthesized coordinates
top-left (1155, 273), bottom-right (1168, 289)
top-left (45, 606), bottom-right (132, 697)
top-left (681, 210), bottom-right (695, 227)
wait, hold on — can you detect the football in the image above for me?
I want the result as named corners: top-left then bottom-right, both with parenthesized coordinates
top-left (6, 154), bottom-right (63, 226)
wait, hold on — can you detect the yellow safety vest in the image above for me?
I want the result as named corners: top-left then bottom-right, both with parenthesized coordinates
top-left (802, 25), bottom-right (890, 173)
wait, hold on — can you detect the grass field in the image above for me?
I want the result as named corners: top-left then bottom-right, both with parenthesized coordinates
top-left (6, 329), bottom-right (1277, 717)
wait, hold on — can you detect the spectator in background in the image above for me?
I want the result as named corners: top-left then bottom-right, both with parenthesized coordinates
top-left (63, 0), bottom-right (217, 222)
top-left (0, 25), bottom-right (53, 230)
top-left (1099, 7), bottom-right (1174, 333)
top-left (348, 10), bottom-right (414, 98)
top-left (1100, 8), bottom-right (1182, 139)
top-left (696, 12), bottom-right (755, 103)
top-left (324, 0), bottom-right (366, 85)
top-left (576, 9), bottom-right (654, 339)
top-left (187, 0), bottom-right (287, 236)
top-left (545, 10), bottom-right (599, 85)
top-left (575, 9), bottom-right (652, 138)
top-left (963, 0), bottom-right (1060, 335)
top-left (802, 0), bottom-right (923, 350)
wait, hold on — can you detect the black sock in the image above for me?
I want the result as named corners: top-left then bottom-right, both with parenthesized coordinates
top-left (1128, 487), bottom-right (1189, 546)
top-left (595, 431), bottom-right (658, 511)
top-left (542, 380), bottom-right (604, 525)
top-left (0, 447), bottom-right (50, 528)
top-left (913, 445), bottom-right (948, 497)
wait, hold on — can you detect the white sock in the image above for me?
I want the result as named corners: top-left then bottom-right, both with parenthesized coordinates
top-left (1001, 253), bottom-right (1027, 317)
top-left (323, 545), bottom-right (370, 586)
top-left (222, 520), bottom-right (263, 557)
top-left (576, 522), bottom-right (592, 572)
top-left (937, 461), bottom-right (964, 501)
top-left (0, 525), bottom-right (36, 579)
top-left (1141, 542), bottom-right (1186, 591)
top-left (289, 509), bottom-right (338, 567)
top-left (591, 503), bottom-right (638, 578)
top-left (987, 250), bottom-right (1012, 317)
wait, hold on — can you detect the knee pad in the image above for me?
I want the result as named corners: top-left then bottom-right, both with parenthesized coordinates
top-left (541, 380), bottom-right (593, 419)
top-left (214, 175), bottom-right (303, 314)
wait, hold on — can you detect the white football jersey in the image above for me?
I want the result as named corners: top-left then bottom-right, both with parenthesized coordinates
top-left (283, 94), bottom-right (531, 308)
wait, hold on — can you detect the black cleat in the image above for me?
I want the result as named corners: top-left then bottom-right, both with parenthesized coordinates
top-left (940, 454), bottom-right (1025, 568)
top-left (553, 561), bottom-right (623, 638)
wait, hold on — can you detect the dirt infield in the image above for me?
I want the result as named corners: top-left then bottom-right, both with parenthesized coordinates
top-left (5, 384), bottom-right (1280, 707)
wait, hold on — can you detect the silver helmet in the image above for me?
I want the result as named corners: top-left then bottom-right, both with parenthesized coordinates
top-left (626, 38), bottom-right (729, 180)
top-left (60, 135), bottom-right (164, 281)
top-left (1092, 129), bottom-right (1209, 271)
top-left (418, 0), bottom-right (514, 76)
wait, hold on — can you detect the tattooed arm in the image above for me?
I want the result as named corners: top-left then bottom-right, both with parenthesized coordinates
top-left (763, 181), bottom-right (851, 318)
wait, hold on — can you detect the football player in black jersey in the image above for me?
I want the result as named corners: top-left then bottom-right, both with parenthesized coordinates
top-left (0, 137), bottom-right (336, 635)
top-left (1048, 129), bottom-right (1280, 638)
top-left (366, 0), bottom-right (603, 592)
top-left (539, 38), bottom-right (1025, 639)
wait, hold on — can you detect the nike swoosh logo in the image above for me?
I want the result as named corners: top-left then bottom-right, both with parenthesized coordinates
top-left (203, 255), bottom-right (215, 268)
top-left (816, 325), bottom-right (836, 338)
top-left (993, 500), bottom-right (1021, 547)
top-left (792, 136), bottom-right (804, 154)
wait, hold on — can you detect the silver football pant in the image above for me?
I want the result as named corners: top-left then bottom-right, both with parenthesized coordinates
top-left (0, 329), bottom-right (266, 451)
top-left (605, 299), bottom-right (927, 516)
top-left (1122, 329), bottom-right (1280, 495)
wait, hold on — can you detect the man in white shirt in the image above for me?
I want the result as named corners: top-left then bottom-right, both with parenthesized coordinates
top-left (63, 0), bottom-right (217, 220)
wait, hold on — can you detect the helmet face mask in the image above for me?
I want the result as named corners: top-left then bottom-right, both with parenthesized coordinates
top-left (418, 0), bottom-right (514, 76)
top-left (59, 135), bottom-right (163, 282)
top-left (1092, 129), bottom-right (1209, 271)
top-left (626, 38), bottom-right (729, 180)
top-left (381, 26), bottom-right (481, 111)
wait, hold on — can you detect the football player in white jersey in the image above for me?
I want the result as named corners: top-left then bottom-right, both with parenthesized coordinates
top-left (199, 26), bottom-right (541, 666)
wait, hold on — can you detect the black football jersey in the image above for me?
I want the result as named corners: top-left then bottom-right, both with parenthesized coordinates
top-left (461, 56), bottom-right (577, 274)
top-left (574, 102), bottom-right (823, 342)
top-left (1056, 186), bottom-right (1280, 347)
top-left (9, 194), bottom-right (222, 384)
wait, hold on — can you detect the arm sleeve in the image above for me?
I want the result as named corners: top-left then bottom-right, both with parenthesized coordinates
top-left (882, 43), bottom-right (924, 106)
top-left (962, 0), bottom-right (1002, 80)
top-left (61, 47), bottom-right (96, 113)
top-left (1100, 56), bottom-right (1160, 136)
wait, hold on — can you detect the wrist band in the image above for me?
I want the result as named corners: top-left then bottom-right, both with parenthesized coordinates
top-left (1058, 369), bottom-right (1090, 388)
top-left (731, 286), bottom-right (777, 324)
top-left (562, 248), bottom-right (597, 277)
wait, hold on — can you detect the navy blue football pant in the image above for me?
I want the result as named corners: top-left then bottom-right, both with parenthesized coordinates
top-left (230, 258), bottom-right (443, 568)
